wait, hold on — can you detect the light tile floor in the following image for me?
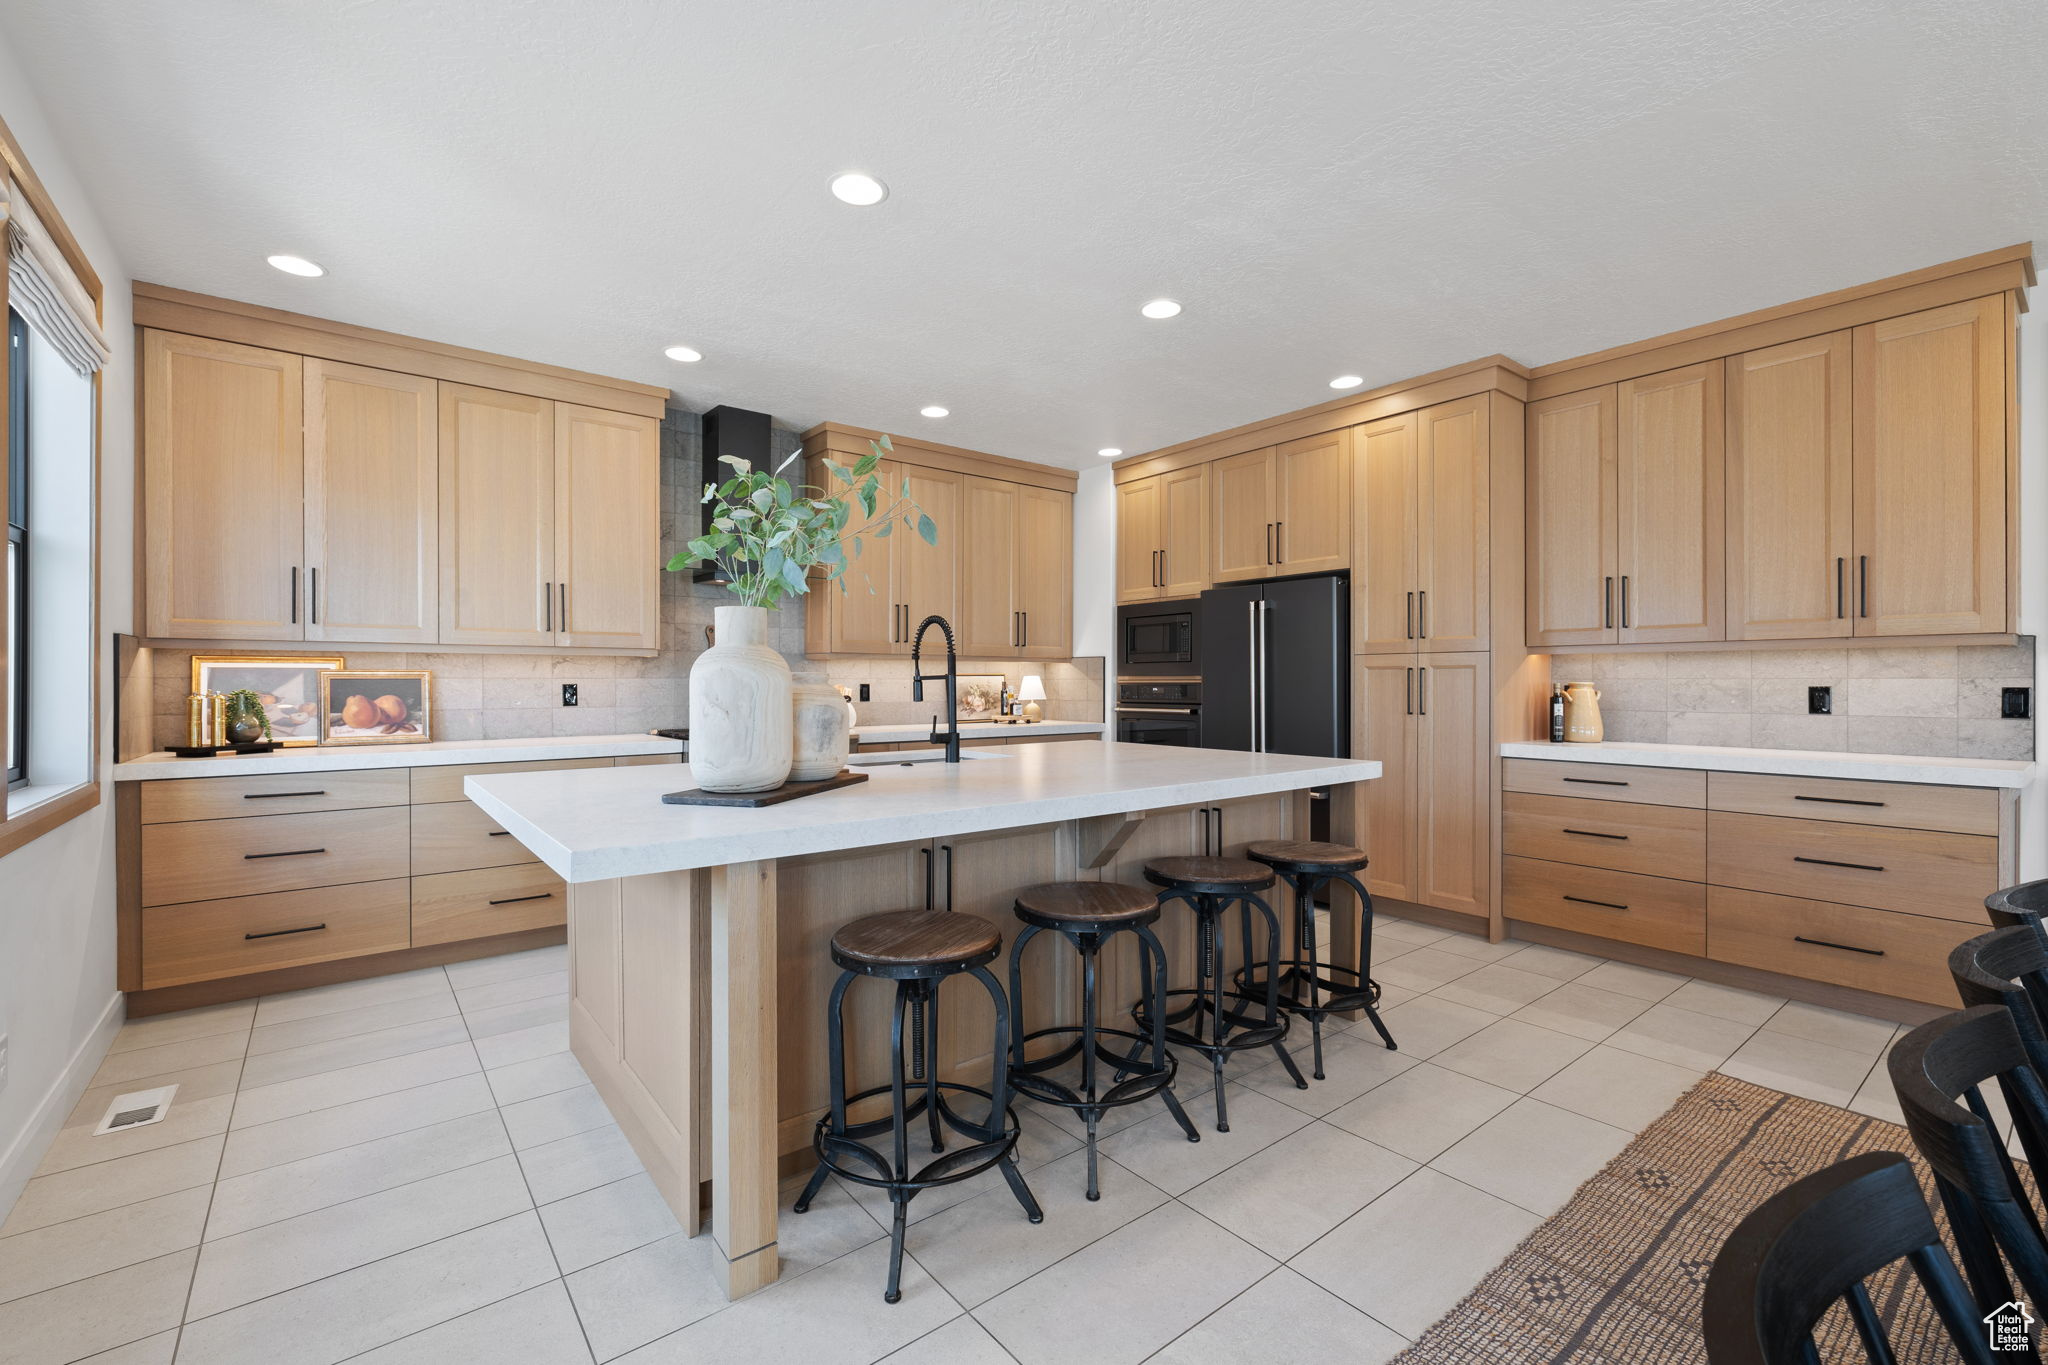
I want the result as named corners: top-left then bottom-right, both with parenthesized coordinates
top-left (0, 920), bottom-right (1919, 1365)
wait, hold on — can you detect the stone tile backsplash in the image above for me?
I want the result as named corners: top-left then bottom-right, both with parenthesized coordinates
top-left (150, 407), bottom-right (1103, 747)
top-left (1546, 641), bottom-right (2035, 759)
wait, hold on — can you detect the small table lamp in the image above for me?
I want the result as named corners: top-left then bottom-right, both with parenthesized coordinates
top-left (1017, 674), bottom-right (1046, 723)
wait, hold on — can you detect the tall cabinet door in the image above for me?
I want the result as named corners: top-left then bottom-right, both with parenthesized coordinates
top-left (896, 466), bottom-right (961, 644)
top-left (1353, 413), bottom-right (1418, 654)
top-left (1159, 464), bottom-right (1209, 598)
top-left (1353, 655), bottom-right (1418, 903)
top-left (438, 384), bottom-right (555, 646)
top-left (1725, 332), bottom-right (1853, 640)
top-left (1417, 395), bottom-right (1491, 653)
top-left (1852, 296), bottom-right (2008, 636)
top-left (1116, 475), bottom-right (1162, 603)
top-left (1015, 485), bottom-right (1072, 657)
top-left (555, 405), bottom-right (660, 650)
top-left (302, 361), bottom-right (438, 644)
top-left (1275, 429), bottom-right (1350, 573)
top-left (1413, 653), bottom-right (1490, 919)
top-left (1525, 387), bottom-right (1618, 646)
top-left (1617, 363), bottom-right (1724, 644)
top-left (959, 476), bottom-right (1019, 654)
top-left (821, 458), bottom-right (901, 654)
top-left (1210, 447), bottom-right (1277, 583)
top-left (142, 332), bottom-right (304, 640)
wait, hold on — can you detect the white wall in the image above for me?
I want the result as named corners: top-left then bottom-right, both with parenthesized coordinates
top-left (0, 23), bottom-right (135, 1216)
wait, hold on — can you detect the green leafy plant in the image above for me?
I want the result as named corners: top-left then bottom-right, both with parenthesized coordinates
top-left (666, 433), bottom-right (937, 609)
top-left (222, 688), bottom-right (272, 739)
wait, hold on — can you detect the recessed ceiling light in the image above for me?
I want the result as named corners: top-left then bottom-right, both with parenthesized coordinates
top-left (920, 406), bottom-right (948, 418)
top-left (1140, 298), bottom-right (1181, 319)
top-left (1329, 375), bottom-right (1364, 389)
top-left (267, 254), bottom-right (324, 277)
top-left (664, 345), bottom-right (703, 363)
top-left (830, 173), bottom-right (888, 206)
top-left (1097, 448), bottom-right (1123, 458)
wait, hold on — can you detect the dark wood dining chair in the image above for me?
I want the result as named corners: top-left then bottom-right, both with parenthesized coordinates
top-left (1987, 879), bottom-right (2048, 944)
top-left (1889, 1004), bottom-right (2048, 1323)
top-left (1951, 925), bottom-right (2048, 1155)
top-left (1703, 1151), bottom-right (1994, 1364)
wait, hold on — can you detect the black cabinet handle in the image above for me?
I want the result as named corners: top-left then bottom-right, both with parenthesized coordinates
top-left (1417, 590), bottom-right (1426, 638)
top-left (1562, 777), bottom-right (1628, 787)
top-left (1275, 521), bottom-right (1284, 562)
top-left (1021, 612), bottom-right (1027, 648)
top-left (1794, 795), bottom-right (1886, 808)
top-left (243, 791), bottom-right (326, 800)
top-left (1835, 557), bottom-right (1845, 619)
top-left (1620, 575), bottom-right (1631, 629)
top-left (245, 923), bottom-right (325, 940)
top-left (1859, 555), bottom-right (1869, 618)
top-left (243, 848), bottom-right (326, 860)
top-left (1265, 523), bottom-right (1274, 565)
top-left (487, 830), bottom-right (515, 837)
top-left (544, 581), bottom-right (553, 632)
top-left (942, 843), bottom-right (955, 911)
top-left (1562, 828), bottom-right (1629, 840)
top-left (1794, 855), bottom-right (1886, 872)
top-left (1418, 666), bottom-right (1427, 716)
top-left (489, 892), bottom-right (555, 907)
top-left (1406, 591), bottom-right (1414, 640)
top-left (1158, 550), bottom-right (1167, 587)
top-left (1563, 895), bottom-right (1628, 911)
top-left (290, 566), bottom-right (299, 625)
top-left (1405, 667), bottom-right (1414, 716)
top-left (922, 846), bottom-right (935, 909)
top-left (1795, 935), bottom-right (1884, 957)
top-left (1603, 576), bottom-right (1613, 629)
top-left (310, 567), bottom-right (320, 625)
top-left (559, 582), bottom-right (569, 632)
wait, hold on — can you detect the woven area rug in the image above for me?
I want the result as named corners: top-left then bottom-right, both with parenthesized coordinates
top-left (1390, 1072), bottom-right (1969, 1364)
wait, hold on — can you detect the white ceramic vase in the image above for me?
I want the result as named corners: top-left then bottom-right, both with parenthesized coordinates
top-left (790, 680), bottom-right (851, 782)
top-left (688, 605), bottom-right (793, 792)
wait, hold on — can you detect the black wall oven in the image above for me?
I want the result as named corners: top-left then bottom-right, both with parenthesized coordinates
top-left (1115, 682), bottom-right (1201, 746)
top-left (1118, 599), bottom-right (1198, 676)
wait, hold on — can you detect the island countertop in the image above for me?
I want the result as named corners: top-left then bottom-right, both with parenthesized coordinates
top-left (466, 740), bottom-right (1381, 882)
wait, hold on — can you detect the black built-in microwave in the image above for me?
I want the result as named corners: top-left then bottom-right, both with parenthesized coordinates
top-left (1118, 600), bottom-right (1199, 675)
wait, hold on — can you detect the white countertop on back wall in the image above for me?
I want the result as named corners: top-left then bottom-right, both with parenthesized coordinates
top-left (1499, 739), bottom-right (2034, 789)
top-left (113, 733), bottom-right (686, 780)
top-left (852, 721), bottom-right (1104, 741)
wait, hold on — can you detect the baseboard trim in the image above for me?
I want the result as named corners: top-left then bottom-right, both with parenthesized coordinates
top-left (0, 990), bottom-right (124, 1224)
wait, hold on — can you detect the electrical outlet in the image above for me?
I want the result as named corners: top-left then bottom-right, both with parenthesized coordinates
top-left (858, 683), bottom-right (871, 702)
top-left (2004, 686), bottom-right (2031, 719)
top-left (1807, 685), bottom-right (1832, 715)
top-left (561, 684), bottom-right (578, 707)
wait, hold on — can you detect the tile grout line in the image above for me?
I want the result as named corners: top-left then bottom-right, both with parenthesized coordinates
top-left (486, 1061), bottom-right (600, 1365)
top-left (170, 1001), bottom-right (260, 1359)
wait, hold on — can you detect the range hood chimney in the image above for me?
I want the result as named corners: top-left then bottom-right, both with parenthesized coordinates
top-left (694, 405), bottom-right (774, 584)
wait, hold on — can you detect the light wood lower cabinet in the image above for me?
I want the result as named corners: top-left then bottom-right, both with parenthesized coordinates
top-left (141, 880), bottom-right (414, 989)
top-left (413, 864), bottom-right (567, 946)
top-left (1705, 811), bottom-right (1997, 921)
top-left (1502, 791), bottom-right (1706, 881)
top-left (1355, 653), bottom-right (1489, 917)
top-left (1705, 888), bottom-right (1979, 1006)
top-left (411, 800), bottom-right (540, 876)
top-left (138, 768), bottom-right (409, 823)
top-left (140, 807), bottom-right (410, 907)
top-left (1502, 856), bottom-right (1705, 956)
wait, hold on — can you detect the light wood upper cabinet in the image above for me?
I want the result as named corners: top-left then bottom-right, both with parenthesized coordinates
top-left (1159, 465), bottom-right (1209, 598)
top-left (1852, 296), bottom-right (2008, 636)
top-left (1014, 485), bottom-right (1072, 658)
top-left (1726, 332), bottom-right (1853, 640)
top-left (143, 332), bottom-right (305, 640)
top-left (898, 466), bottom-right (961, 643)
top-left (1275, 428), bottom-right (1351, 573)
top-left (1616, 362), bottom-right (1724, 644)
top-left (1353, 413), bottom-right (1418, 654)
top-left (1417, 395), bottom-right (1491, 653)
top-left (555, 404), bottom-right (660, 650)
top-left (1525, 386), bottom-right (1619, 646)
top-left (1210, 446), bottom-right (1278, 582)
top-left (1115, 477), bottom-right (1163, 604)
top-left (960, 476), bottom-right (1021, 654)
top-left (302, 360), bottom-right (438, 645)
top-left (815, 457), bottom-right (901, 654)
top-left (437, 384), bottom-right (556, 647)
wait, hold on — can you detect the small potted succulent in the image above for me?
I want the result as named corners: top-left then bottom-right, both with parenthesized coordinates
top-left (222, 688), bottom-right (272, 746)
top-left (667, 434), bottom-right (934, 791)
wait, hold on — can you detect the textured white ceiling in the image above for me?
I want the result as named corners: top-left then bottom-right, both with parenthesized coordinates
top-left (4, 1), bottom-right (2044, 468)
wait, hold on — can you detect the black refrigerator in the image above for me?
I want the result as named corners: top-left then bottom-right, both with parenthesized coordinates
top-left (1198, 574), bottom-right (1348, 757)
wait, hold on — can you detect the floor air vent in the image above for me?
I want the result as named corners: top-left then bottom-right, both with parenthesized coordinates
top-left (94, 1084), bottom-right (179, 1136)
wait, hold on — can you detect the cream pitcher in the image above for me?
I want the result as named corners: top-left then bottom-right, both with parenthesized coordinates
top-left (1561, 681), bottom-right (1604, 743)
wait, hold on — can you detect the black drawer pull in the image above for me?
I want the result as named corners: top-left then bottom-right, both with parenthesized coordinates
top-left (1794, 935), bottom-right (1885, 957)
top-left (1562, 777), bottom-right (1628, 786)
top-left (489, 892), bottom-right (555, 907)
top-left (1793, 795), bottom-right (1886, 808)
top-left (1563, 895), bottom-right (1628, 911)
top-left (243, 790), bottom-right (327, 800)
top-left (245, 923), bottom-right (326, 940)
top-left (487, 830), bottom-right (515, 837)
top-left (1562, 828), bottom-right (1629, 840)
top-left (243, 848), bottom-right (327, 860)
top-left (1793, 855), bottom-right (1885, 872)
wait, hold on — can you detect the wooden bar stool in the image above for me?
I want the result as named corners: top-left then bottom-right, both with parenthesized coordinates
top-left (1007, 881), bottom-right (1201, 1201)
top-left (1131, 855), bottom-right (1307, 1132)
top-left (791, 908), bottom-right (1043, 1303)
top-left (1236, 838), bottom-right (1396, 1079)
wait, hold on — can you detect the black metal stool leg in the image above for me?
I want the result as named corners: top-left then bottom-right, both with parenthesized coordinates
top-left (885, 983), bottom-right (912, 1304)
top-left (1296, 873), bottom-right (1327, 1080)
top-left (972, 964), bottom-right (1042, 1223)
top-left (1247, 889), bottom-right (1309, 1090)
top-left (795, 969), bottom-right (856, 1215)
top-left (1197, 902), bottom-right (1231, 1130)
top-left (917, 987), bottom-right (944, 1155)
top-left (1137, 921), bottom-right (1201, 1144)
top-left (1079, 934), bottom-right (1103, 1200)
top-left (1338, 870), bottom-right (1397, 1051)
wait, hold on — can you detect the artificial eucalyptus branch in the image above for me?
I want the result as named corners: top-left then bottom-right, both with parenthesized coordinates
top-left (665, 432), bottom-right (937, 610)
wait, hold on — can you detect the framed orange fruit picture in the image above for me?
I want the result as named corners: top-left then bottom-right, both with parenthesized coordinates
top-left (317, 670), bottom-right (432, 745)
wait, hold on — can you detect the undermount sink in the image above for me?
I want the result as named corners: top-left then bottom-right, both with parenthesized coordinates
top-left (847, 748), bottom-right (1004, 767)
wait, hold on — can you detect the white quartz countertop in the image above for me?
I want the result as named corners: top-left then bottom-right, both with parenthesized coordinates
top-left (114, 733), bottom-right (686, 781)
top-left (467, 741), bottom-right (1380, 882)
top-left (1499, 740), bottom-right (2034, 789)
top-left (852, 721), bottom-right (1104, 741)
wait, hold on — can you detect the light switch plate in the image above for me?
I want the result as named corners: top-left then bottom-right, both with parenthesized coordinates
top-left (1808, 686), bottom-right (1832, 715)
top-left (561, 684), bottom-right (578, 707)
top-left (2003, 686), bottom-right (2031, 719)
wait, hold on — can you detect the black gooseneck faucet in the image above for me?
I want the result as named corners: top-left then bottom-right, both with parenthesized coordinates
top-left (909, 614), bottom-right (962, 763)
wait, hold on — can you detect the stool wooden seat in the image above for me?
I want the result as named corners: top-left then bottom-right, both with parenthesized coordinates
top-left (831, 910), bottom-right (1002, 973)
top-left (1142, 856), bottom-right (1275, 895)
top-left (1247, 839), bottom-right (1370, 875)
top-left (1014, 881), bottom-right (1156, 928)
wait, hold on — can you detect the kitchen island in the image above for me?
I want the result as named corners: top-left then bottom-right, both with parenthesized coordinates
top-left (467, 740), bottom-right (1379, 1298)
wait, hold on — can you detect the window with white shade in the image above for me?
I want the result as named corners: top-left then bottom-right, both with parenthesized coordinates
top-left (5, 308), bottom-right (26, 788)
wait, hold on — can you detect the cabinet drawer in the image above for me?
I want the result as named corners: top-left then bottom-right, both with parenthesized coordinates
top-left (409, 758), bottom-right (613, 805)
top-left (139, 769), bottom-right (410, 824)
top-left (1502, 791), bottom-right (1706, 879)
top-left (410, 801), bottom-right (539, 876)
top-left (1501, 759), bottom-right (1705, 808)
top-left (1503, 856), bottom-right (1705, 955)
top-left (1706, 887), bottom-right (1981, 1006)
top-left (142, 807), bottom-right (411, 907)
top-left (1706, 771), bottom-right (1999, 836)
top-left (412, 864), bottom-right (566, 947)
top-left (1706, 811), bottom-right (1997, 921)
top-left (140, 879), bottom-right (412, 989)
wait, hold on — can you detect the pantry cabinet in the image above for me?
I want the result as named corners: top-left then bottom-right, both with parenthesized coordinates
top-left (1354, 395), bottom-right (1490, 655)
top-left (1117, 464), bottom-right (1208, 603)
top-left (1352, 651), bottom-right (1490, 918)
